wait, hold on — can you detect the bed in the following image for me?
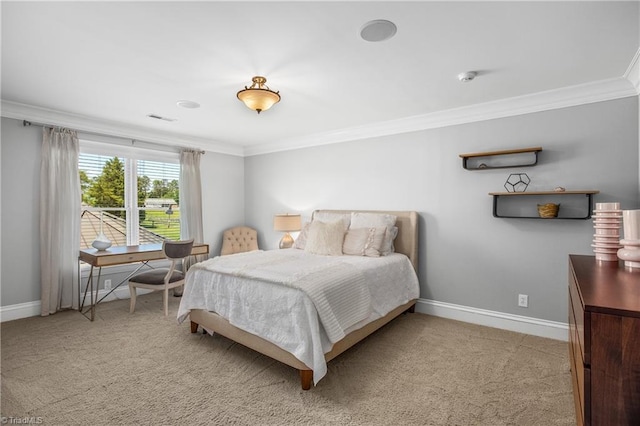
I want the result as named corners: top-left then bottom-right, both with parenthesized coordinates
top-left (177, 209), bottom-right (419, 390)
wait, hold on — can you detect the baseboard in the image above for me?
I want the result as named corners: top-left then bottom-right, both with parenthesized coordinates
top-left (0, 301), bottom-right (42, 322)
top-left (0, 295), bottom-right (570, 340)
top-left (0, 287), bottom-right (152, 323)
top-left (415, 298), bottom-right (569, 341)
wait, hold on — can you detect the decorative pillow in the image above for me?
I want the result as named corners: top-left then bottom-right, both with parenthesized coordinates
top-left (350, 212), bottom-right (398, 255)
top-left (343, 227), bottom-right (386, 257)
top-left (293, 222), bottom-right (311, 250)
top-left (385, 226), bottom-right (399, 253)
top-left (312, 212), bottom-right (350, 231)
top-left (304, 220), bottom-right (345, 256)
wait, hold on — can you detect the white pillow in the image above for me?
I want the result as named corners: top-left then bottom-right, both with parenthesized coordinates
top-left (386, 226), bottom-right (399, 254)
top-left (293, 222), bottom-right (311, 250)
top-left (350, 212), bottom-right (398, 255)
top-left (343, 227), bottom-right (386, 257)
top-left (304, 220), bottom-right (345, 256)
top-left (312, 212), bottom-right (350, 231)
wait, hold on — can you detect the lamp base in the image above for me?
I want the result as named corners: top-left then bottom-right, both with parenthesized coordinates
top-left (279, 232), bottom-right (294, 249)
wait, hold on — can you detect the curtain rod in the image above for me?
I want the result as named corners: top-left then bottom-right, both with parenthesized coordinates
top-left (22, 120), bottom-right (205, 154)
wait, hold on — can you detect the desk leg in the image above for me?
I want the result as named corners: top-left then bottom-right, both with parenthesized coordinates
top-left (95, 261), bottom-right (150, 305)
top-left (79, 266), bottom-right (93, 313)
top-left (91, 267), bottom-right (102, 321)
top-left (77, 259), bottom-right (81, 312)
top-left (79, 265), bottom-right (101, 322)
top-left (79, 261), bottom-right (153, 321)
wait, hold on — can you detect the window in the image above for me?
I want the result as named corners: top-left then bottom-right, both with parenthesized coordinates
top-left (79, 140), bottom-right (180, 249)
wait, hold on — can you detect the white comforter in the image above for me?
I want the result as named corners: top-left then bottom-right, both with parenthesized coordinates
top-left (177, 249), bottom-right (419, 385)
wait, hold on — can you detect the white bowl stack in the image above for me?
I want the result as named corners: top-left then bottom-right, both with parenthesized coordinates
top-left (592, 202), bottom-right (622, 262)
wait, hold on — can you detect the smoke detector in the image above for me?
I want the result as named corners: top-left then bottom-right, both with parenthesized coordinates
top-left (458, 71), bottom-right (477, 82)
top-left (177, 100), bottom-right (200, 109)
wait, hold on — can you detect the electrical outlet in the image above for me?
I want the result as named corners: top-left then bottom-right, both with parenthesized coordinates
top-left (518, 294), bottom-right (528, 308)
top-left (104, 279), bottom-right (112, 291)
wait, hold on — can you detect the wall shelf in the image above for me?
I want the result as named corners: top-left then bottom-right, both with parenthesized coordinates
top-left (488, 190), bottom-right (599, 219)
top-left (460, 147), bottom-right (542, 170)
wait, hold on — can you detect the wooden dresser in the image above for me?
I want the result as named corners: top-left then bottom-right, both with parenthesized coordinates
top-left (568, 255), bottom-right (640, 426)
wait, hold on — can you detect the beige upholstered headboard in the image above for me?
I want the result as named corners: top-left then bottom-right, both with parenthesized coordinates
top-left (311, 210), bottom-right (419, 271)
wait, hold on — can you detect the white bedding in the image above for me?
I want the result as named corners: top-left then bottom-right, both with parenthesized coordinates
top-left (177, 249), bottom-right (419, 385)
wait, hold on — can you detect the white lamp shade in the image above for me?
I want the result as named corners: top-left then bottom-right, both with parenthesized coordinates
top-left (273, 214), bottom-right (301, 232)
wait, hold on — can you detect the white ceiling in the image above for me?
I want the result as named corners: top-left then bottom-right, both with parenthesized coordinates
top-left (2, 1), bottom-right (639, 156)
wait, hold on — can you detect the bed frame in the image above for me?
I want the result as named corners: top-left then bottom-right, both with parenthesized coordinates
top-left (189, 210), bottom-right (419, 390)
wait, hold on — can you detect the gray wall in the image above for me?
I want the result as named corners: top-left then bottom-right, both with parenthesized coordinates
top-left (244, 98), bottom-right (639, 323)
top-left (2, 97), bottom-right (638, 322)
top-left (200, 148), bottom-right (245, 256)
top-left (1, 118), bottom-right (42, 306)
top-left (0, 117), bottom-right (245, 307)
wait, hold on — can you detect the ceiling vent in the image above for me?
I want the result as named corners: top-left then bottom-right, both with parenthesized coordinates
top-left (147, 114), bottom-right (176, 122)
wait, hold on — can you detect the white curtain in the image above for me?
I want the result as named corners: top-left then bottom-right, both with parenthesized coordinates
top-left (40, 128), bottom-right (81, 315)
top-left (179, 150), bottom-right (206, 270)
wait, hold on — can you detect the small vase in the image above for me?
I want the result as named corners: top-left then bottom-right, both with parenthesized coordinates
top-left (92, 233), bottom-right (112, 251)
top-left (92, 211), bottom-right (112, 251)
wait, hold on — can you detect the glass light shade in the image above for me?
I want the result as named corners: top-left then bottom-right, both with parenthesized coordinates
top-left (273, 214), bottom-right (301, 232)
top-left (237, 76), bottom-right (281, 114)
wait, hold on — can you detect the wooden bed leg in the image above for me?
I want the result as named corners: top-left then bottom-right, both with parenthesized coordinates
top-left (190, 321), bottom-right (199, 333)
top-left (299, 370), bottom-right (313, 390)
top-left (408, 303), bottom-right (415, 313)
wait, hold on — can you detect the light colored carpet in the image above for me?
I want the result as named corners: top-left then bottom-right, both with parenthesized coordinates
top-left (1, 292), bottom-right (575, 425)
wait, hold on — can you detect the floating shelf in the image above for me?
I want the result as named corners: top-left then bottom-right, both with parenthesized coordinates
top-left (460, 147), bottom-right (542, 170)
top-left (488, 190), bottom-right (600, 219)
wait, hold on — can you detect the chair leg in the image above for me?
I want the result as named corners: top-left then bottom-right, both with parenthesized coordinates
top-left (163, 288), bottom-right (169, 316)
top-left (129, 284), bottom-right (136, 313)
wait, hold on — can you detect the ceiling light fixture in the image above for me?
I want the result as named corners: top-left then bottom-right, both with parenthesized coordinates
top-left (237, 76), bottom-right (281, 114)
top-left (458, 71), bottom-right (477, 82)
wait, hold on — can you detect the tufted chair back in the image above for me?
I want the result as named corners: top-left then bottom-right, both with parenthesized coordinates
top-left (221, 226), bottom-right (259, 256)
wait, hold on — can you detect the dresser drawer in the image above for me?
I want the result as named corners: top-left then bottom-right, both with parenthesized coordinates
top-left (568, 287), bottom-right (584, 364)
top-left (569, 266), bottom-right (588, 364)
top-left (569, 333), bottom-right (585, 426)
top-left (569, 291), bottom-right (586, 425)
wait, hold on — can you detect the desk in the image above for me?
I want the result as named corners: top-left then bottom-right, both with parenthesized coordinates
top-left (78, 243), bottom-right (209, 321)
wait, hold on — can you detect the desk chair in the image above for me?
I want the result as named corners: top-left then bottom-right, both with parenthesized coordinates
top-left (128, 239), bottom-right (194, 316)
top-left (220, 226), bottom-right (259, 255)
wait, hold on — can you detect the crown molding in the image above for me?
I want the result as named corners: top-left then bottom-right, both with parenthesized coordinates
top-left (244, 77), bottom-right (638, 156)
top-left (0, 100), bottom-right (244, 157)
top-left (624, 47), bottom-right (640, 94)
top-left (3, 75), bottom-right (637, 159)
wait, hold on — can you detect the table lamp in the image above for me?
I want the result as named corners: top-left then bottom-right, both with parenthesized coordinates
top-left (273, 213), bottom-right (301, 249)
